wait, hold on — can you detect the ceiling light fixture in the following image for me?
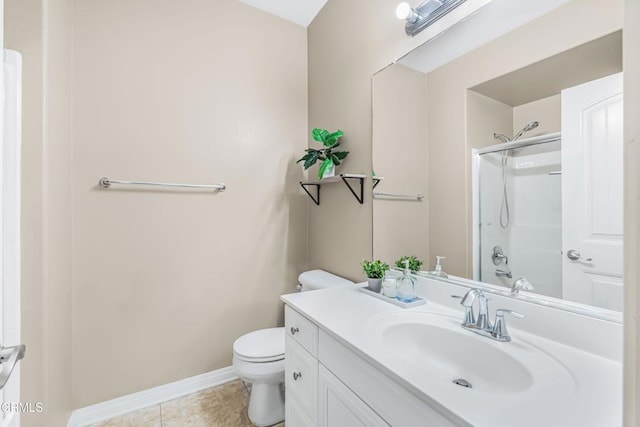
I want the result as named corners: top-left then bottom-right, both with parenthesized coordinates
top-left (396, 0), bottom-right (468, 37)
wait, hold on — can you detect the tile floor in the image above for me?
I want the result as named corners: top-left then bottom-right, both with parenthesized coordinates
top-left (88, 380), bottom-right (285, 427)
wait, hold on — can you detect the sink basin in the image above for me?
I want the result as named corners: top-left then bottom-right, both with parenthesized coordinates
top-left (367, 311), bottom-right (575, 396)
top-left (382, 321), bottom-right (532, 393)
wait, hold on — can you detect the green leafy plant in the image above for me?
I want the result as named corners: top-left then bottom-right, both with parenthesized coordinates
top-left (361, 259), bottom-right (389, 279)
top-left (395, 255), bottom-right (423, 273)
top-left (297, 128), bottom-right (349, 179)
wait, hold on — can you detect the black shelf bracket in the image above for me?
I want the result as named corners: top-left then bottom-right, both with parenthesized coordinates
top-left (341, 175), bottom-right (364, 204)
top-left (300, 182), bottom-right (321, 205)
top-left (373, 177), bottom-right (382, 190)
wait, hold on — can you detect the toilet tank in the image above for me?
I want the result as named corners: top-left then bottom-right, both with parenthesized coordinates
top-left (298, 269), bottom-right (354, 292)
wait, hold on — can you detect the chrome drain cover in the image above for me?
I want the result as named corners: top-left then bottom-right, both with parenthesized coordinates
top-left (453, 378), bottom-right (472, 388)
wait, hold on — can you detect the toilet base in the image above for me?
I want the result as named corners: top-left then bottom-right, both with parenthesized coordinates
top-left (247, 382), bottom-right (285, 427)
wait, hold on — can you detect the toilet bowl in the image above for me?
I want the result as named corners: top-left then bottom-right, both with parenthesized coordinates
top-left (232, 270), bottom-right (354, 426)
top-left (233, 327), bottom-right (285, 426)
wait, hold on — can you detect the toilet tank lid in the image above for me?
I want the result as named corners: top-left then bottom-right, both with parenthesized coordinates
top-left (298, 269), bottom-right (354, 291)
top-left (233, 327), bottom-right (284, 360)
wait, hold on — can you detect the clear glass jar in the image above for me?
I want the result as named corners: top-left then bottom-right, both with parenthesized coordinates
top-left (382, 277), bottom-right (397, 298)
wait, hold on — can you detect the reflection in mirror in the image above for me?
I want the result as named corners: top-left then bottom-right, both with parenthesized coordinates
top-left (372, 65), bottom-right (428, 267)
top-left (477, 137), bottom-right (563, 297)
top-left (371, 1), bottom-right (623, 317)
top-left (475, 70), bottom-right (623, 313)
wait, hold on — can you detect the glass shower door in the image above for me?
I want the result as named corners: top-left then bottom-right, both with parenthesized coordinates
top-left (477, 139), bottom-right (562, 296)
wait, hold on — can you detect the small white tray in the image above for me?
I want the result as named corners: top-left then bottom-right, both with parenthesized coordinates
top-left (359, 286), bottom-right (426, 308)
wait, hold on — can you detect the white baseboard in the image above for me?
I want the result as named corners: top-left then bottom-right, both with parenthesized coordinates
top-left (67, 366), bottom-right (237, 427)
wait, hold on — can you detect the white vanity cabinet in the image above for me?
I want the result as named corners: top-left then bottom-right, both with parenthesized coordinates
top-left (284, 305), bottom-right (458, 427)
top-left (285, 306), bottom-right (390, 427)
top-left (282, 282), bottom-right (623, 427)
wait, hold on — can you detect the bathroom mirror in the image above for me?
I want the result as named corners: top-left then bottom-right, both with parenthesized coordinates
top-left (372, 3), bottom-right (624, 318)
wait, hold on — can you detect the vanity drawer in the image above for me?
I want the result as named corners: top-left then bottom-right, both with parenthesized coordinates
top-left (285, 305), bottom-right (319, 356)
top-left (285, 335), bottom-right (318, 423)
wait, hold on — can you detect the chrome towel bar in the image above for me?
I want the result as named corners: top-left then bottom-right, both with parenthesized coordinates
top-left (373, 192), bottom-right (423, 200)
top-left (99, 177), bottom-right (226, 191)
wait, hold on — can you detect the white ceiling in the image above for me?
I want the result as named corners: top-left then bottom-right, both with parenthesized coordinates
top-left (238, 0), bottom-right (328, 27)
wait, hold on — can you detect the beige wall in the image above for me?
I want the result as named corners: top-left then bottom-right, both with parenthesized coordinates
top-left (624, 0), bottom-right (640, 424)
top-left (9, 0), bottom-right (308, 416)
top-left (513, 94), bottom-right (562, 136)
top-left (465, 92), bottom-right (561, 152)
top-left (71, 0), bottom-right (308, 407)
top-left (466, 91), bottom-right (513, 149)
top-left (5, 0), bottom-right (74, 425)
top-left (42, 0), bottom-right (73, 422)
top-left (372, 64), bottom-right (428, 267)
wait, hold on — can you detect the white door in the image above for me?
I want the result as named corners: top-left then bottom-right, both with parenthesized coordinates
top-left (561, 73), bottom-right (623, 310)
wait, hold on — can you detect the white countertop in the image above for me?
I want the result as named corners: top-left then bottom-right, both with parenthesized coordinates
top-left (281, 285), bottom-right (622, 427)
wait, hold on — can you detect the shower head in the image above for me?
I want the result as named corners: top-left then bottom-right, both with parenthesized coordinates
top-left (524, 121), bottom-right (539, 131)
top-left (512, 121), bottom-right (539, 141)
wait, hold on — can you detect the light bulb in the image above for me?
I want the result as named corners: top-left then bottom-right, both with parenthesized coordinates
top-left (395, 2), bottom-right (413, 20)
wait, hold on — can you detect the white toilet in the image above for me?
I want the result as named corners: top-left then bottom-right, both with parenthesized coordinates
top-left (232, 270), bottom-right (354, 426)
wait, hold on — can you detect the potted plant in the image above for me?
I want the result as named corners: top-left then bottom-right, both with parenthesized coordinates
top-left (297, 128), bottom-right (349, 179)
top-left (395, 255), bottom-right (423, 273)
top-left (361, 259), bottom-right (389, 293)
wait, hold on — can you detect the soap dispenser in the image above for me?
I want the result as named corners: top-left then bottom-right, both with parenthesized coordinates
top-left (396, 260), bottom-right (417, 303)
top-left (428, 256), bottom-right (448, 279)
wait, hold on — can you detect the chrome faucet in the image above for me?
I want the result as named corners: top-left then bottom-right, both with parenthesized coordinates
top-left (458, 288), bottom-right (524, 342)
top-left (495, 269), bottom-right (513, 279)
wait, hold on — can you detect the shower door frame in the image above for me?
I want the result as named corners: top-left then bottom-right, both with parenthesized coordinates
top-left (471, 132), bottom-right (562, 283)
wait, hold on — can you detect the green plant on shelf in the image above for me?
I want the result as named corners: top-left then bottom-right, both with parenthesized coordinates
top-left (297, 128), bottom-right (349, 179)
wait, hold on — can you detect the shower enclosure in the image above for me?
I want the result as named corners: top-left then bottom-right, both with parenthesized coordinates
top-left (474, 134), bottom-right (562, 298)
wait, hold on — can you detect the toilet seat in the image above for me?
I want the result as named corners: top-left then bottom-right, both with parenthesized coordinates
top-left (233, 327), bottom-right (285, 363)
top-left (234, 353), bottom-right (284, 363)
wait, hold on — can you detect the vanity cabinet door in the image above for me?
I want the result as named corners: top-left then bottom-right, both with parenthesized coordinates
top-left (286, 394), bottom-right (315, 427)
top-left (318, 364), bottom-right (389, 427)
top-left (286, 336), bottom-right (318, 425)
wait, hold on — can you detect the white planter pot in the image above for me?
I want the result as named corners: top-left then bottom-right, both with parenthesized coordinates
top-left (320, 164), bottom-right (336, 179)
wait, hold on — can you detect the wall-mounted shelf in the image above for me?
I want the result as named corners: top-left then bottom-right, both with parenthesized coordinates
top-left (300, 173), bottom-right (366, 205)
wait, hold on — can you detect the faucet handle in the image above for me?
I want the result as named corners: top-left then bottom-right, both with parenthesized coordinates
top-left (492, 309), bottom-right (524, 342)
